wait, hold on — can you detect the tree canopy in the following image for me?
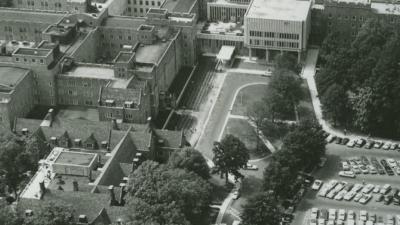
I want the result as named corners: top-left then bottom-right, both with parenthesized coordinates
top-left (317, 18), bottom-right (400, 138)
top-left (241, 192), bottom-right (282, 225)
top-left (24, 201), bottom-right (75, 225)
top-left (167, 148), bottom-right (210, 180)
top-left (127, 160), bottom-right (211, 225)
top-left (212, 135), bottom-right (249, 184)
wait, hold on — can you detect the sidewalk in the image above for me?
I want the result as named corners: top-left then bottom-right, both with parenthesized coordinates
top-left (302, 49), bottom-right (398, 143)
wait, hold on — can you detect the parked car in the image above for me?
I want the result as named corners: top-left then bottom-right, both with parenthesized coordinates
top-left (383, 142), bottom-right (391, 150)
top-left (326, 134), bottom-right (336, 143)
top-left (354, 193), bottom-right (363, 202)
top-left (335, 137), bottom-right (343, 144)
top-left (380, 184), bottom-right (391, 194)
top-left (373, 185), bottom-right (381, 193)
top-left (355, 139), bottom-right (366, 147)
top-left (344, 191), bottom-right (357, 201)
top-left (390, 143), bottom-right (398, 150)
top-left (364, 140), bottom-right (374, 149)
top-left (384, 195), bottom-right (393, 205)
top-left (376, 193), bottom-right (384, 202)
top-left (339, 171), bottom-right (356, 178)
top-left (359, 194), bottom-right (372, 204)
top-left (232, 190), bottom-right (240, 200)
top-left (244, 163), bottom-right (258, 170)
top-left (387, 158), bottom-right (397, 168)
top-left (342, 161), bottom-right (350, 171)
top-left (374, 141), bottom-right (384, 149)
top-left (360, 210), bottom-right (368, 221)
top-left (338, 209), bottom-right (346, 221)
top-left (312, 180), bottom-right (323, 191)
top-left (342, 138), bottom-right (350, 145)
top-left (368, 165), bottom-right (377, 174)
top-left (334, 190), bottom-right (347, 201)
top-left (347, 139), bottom-right (356, 148)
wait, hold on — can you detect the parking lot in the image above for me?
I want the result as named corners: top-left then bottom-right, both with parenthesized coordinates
top-left (292, 142), bottom-right (400, 225)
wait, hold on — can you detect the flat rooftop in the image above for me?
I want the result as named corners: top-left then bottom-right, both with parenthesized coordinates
top-left (0, 9), bottom-right (64, 23)
top-left (246, 0), bottom-right (311, 21)
top-left (102, 16), bottom-right (145, 30)
top-left (0, 67), bottom-right (29, 88)
top-left (135, 41), bottom-right (170, 64)
top-left (162, 0), bottom-right (196, 12)
top-left (14, 48), bottom-right (51, 57)
top-left (63, 66), bottom-right (115, 79)
top-left (371, 3), bottom-right (400, 15)
top-left (205, 21), bottom-right (244, 34)
top-left (54, 151), bottom-right (96, 166)
top-left (114, 51), bottom-right (134, 63)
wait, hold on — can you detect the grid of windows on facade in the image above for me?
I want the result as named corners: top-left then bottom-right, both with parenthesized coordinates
top-left (250, 39), bottom-right (299, 48)
top-left (249, 31), bottom-right (299, 40)
top-left (127, 0), bottom-right (162, 6)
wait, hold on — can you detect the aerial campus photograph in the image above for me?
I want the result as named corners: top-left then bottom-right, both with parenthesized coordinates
top-left (1, 0), bottom-right (400, 224)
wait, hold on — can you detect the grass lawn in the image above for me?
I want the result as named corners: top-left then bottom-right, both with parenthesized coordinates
top-left (231, 84), bottom-right (268, 116)
top-left (222, 118), bottom-right (270, 160)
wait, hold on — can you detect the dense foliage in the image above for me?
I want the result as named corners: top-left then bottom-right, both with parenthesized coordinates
top-left (212, 135), bottom-right (249, 184)
top-left (167, 147), bottom-right (210, 179)
top-left (0, 0), bottom-right (12, 7)
top-left (317, 19), bottom-right (400, 138)
top-left (0, 126), bottom-right (50, 197)
top-left (25, 201), bottom-right (76, 225)
top-left (241, 192), bottom-right (282, 225)
top-left (127, 160), bottom-right (211, 225)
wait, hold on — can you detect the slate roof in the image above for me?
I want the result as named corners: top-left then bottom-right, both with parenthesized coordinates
top-left (18, 189), bottom-right (132, 224)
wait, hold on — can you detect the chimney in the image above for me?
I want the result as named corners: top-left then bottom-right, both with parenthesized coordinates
top-left (131, 158), bottom-right (139, 172)
top-left (108, 185), bottom-right (117, 206)
top-left (25, 209), bottom-right (33, 217)
top-left (72, 180), bottom-right (79, 191)
top-left (119, 183), bottom-right (126, 205)
top-left (78, 215), bottom-right (88, 223)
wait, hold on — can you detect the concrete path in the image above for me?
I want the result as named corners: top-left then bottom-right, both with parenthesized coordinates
top-left (215, 193), bottom-right (235, 225)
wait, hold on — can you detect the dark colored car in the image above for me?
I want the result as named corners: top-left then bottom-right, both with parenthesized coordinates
top-left (356, 139), bottom-right (366, 147)
top-left (365, 140), bottom-right (374, 149)
top-left (381, 159), bottom-right (389, 167)
top-left (319, 209), bottom-right (328, 220)
top-left (342, 138), bottom-right (350, 145)
top-left (386, 167), bottom-right (395, 176)
top-left (361, 156), bottom-right (370, 165)
top-left (384, 195), bottom-right (393, 205)
top-left (335, 137), bottom-right (343, 144)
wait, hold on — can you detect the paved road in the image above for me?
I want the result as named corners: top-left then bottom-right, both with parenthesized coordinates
top-left (292, 143), bottom-right (400, 225)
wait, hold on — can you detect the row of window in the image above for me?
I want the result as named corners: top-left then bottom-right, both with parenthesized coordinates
top-left (127, 7), bottom-right (150, 13)
top-left (127, 0), bottom-right (161, 6)
top-left (328, 13), bottom-right (365, 22)
top-left (249, 39), bottom-right (299, 48)
top-left (15, 57), bottom-right (45, 64)
top-left (249, 31), bottom-right (300, 40)
top-left (105, 111), bottom-right (135, 120)
top-left (19, 0), bottom-right (63, 7)
top-left (101, 34), bottom-right (133, 41)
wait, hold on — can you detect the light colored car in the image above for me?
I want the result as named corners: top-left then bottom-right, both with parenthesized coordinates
top-left (327, 220), bottom-right (334, 225)
top-left (368, 165), bottom-right (377, 174)
top-left (383, 142), bottom-right (391, 150)
top-left (318, 218), bottom-right (325, 225)
top-left (344, 191), bottom-right (357, 201)
top-left (328, 209), bottom-right (336, 220)
top-left (342, 161), bottom-right (350, 171)
top-left (387, 215), bottom-right (395, 225)
top-left (374, 141), bottom-right (383, 149)
top-left (347, 139), bottom-right (356, 147)
top-left (395, 167), bottom-right (400, 175)
top-left (338, 209), bottom-right (346, 221)
top-left (387, 158), bottom-right (397, 168)
top-left (354, 193), bottom-right (363, 202)
top-left (347, 220), bottom-right (355, 225)
top-left (373, 185), bottom-right (381, 193)
top-left (352, 183), bottom-right (363, 192)
top-left (339, 171), bottom-right (356, 178)
top-left (359, 194), bottom-right (372, 204)
top-left (390, 143), bottom-right (398, 150)
top-left (380, 184), bottom-right (391, 194)
top-left (244, 163), bottom-right (258, 170)
top-left (312, 180), bottom-right (323, 190)
top-left (335, 190), bottom-right (347, 201)
top-left (326, 134), bottom-right (336, 143)
top-left (360, 166), bottom-right (369, 174)
top-left (361, 184), bottom-right (374, 194)
top-left (360, 210), bottom-right (368, 221)
top-left (311, 208), bottom-right (319, 216)
top-left (327, 190), bottom-right (337, 199)
top-left (318, 187), bottom-right (329, 197)
top-left (326, 180), bottom-right (338, 191)
top-left (348, 210), bottom-right (355, 220)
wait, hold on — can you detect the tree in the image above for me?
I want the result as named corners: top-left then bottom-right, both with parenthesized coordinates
top-left (167, 148), bottom-right (210, 180)
top-left (128, 161), bottom-right (211, 225)
top-left (263, 160), bottom-right (297, 200)
top-left (274, 53), bottom-right (300, 74)
top-left (320, 83), bottom-right (350, 126)
top-left (125, 198), bottom-right (190, 225)
top-left (264, 69), bottom-right (303, 120)
top-left (25, 201), bottom-right (75, 225)
top-left (212, 135), bottom-right (249, 185)
top-left (0, 141), bottom-right (25, 197)
top-left (0, 206), bottom-right (23, 225)
top-left (241, 192), bottom-right (282, 225)
top-left (247, 102), bottom-right (269, 151)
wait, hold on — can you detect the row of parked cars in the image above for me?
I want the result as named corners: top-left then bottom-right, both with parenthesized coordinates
top-left (310, 208), bottom-right (400, 225)
top-left (341, 157), bottom-right (400, 176)
top-left (317, 180), bottom-right (396, 205)
top-left (325, 134), bottom-right (400, 151)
